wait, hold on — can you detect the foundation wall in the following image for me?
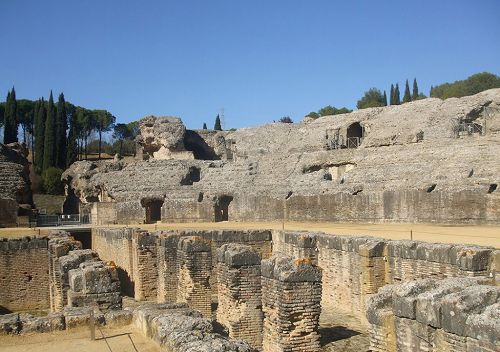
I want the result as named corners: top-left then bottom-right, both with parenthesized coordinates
top-left (92, 228), bottom-right (135, 296)
top-left (0, 237), bottom-right (50, 312)
top-left (132, 231), bottom-right (158, 301)
top-left (272, 231), bottom-right (495, 325)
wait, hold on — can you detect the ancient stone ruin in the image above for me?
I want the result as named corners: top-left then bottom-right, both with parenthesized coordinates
top-left (1, 228), bottom-right (498, 351)
top-left (60, 89), bottom-right (500, 226)
top-left (0, 143), bottom-right (33, 227)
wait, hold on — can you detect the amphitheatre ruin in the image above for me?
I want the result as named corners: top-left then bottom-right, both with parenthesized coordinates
top-left (1, 89), bottom-right (500, 351)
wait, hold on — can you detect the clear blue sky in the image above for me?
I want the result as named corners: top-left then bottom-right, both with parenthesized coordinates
top-left (1, 0), bottom-right (499, 129)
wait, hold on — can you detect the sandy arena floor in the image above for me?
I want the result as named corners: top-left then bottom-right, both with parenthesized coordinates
top-left (0, 326), bottom-right (159, 352)
top-left (0, 221), bottom-right (499, 248)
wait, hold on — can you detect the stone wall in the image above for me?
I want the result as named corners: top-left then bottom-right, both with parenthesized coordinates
top-left (216, 244), bottom-right (263, 349)
top-left (132, 302), bottom-right (254, 352)
top-left (91, 228), bottom-right (135, 296)
top-left (0, 236), bottom-right (50, 312)
top-left (261, 254), bottom-right (322, 352)
top-left (366, 277), bottom-right (500, 352)
top-left (132, 231), bottom-right (158, 301)
top-left (176, 236), bottom-right (212, 317)
top-left (273, 231), bottom-right (496, 324)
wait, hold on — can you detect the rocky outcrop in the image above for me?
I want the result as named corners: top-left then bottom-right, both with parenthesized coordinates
top-left (64, 89), bottom-right (500, 224)
top-left (0, 143), bottom-right (33, 226)
top-left (136, 116), bottom-right (194, 160)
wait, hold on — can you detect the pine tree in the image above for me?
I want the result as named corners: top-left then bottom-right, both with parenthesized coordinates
top-left (389, 84), bottom-right (395, 105)
top-left (3, 88), bottom-right (18, 144)
top-left (383, 91), bottom-right (388, 106)
top-left (202, 123), bottom-right (207, 130)
top-left (66, 116), bottom-right (78, 166)
top-left (403, 79), bottom-right (412, 103)
top-left (55, 93), bottom-right (67, 169)
top-left (43, 91), bottom-right (57, 171)
top-left (412, 78), bottom-right (419, 100)
top-left (430, 85), bottom-right (434, 97)
top-left (214, 114), bottom-right (222, 131)
top-left (394, 84), bottom-right (401, 105)
top-left (34, 98), bottom-right (46, 173)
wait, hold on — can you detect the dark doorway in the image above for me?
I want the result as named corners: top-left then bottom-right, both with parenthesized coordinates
top-left (346, 122), bottom-right (363, 148)
top-left (142, 199), bottom-right (164, 224)
top-left (70, 230), bottom-right (92, 249)
top-left (215, 195), bottom-right (233, 222)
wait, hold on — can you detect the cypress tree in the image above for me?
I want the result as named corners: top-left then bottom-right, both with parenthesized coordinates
top-left (394, 84), bottom-right (401, 105)
top-left (66, 117), bottom-right (78, 166)
top-left (389, 84), bottom-right (395, 105)
top-left (383, 90), bottom-right (388, 106)
top-left (412, 78), bottom-right (419, 100)
top-left (34, 98), bottom-right (46, 173)
top-left (43, 91), bottom-right (56, 171)
top-left (202, 122), bottom-right (207, 130)
top-left (403, 79), bottom-right (412, 103)
top-left (214, 114), bottom-right (222, 131)
top-left (55, 93), bottom-right (67, 169)
top-left (3, 88), bottom-right (18, 144)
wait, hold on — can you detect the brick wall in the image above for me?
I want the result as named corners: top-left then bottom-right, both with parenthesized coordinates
top-left (176, 236), bottom-right (212, 318)
top-left (272, 231), bottom-right (496, 326)
top-left (0, 237), bottom-right (50, 312)
top-left (132, 231), bottom-right (158, 301)
top-left (261, 254), bottom-right (322, 352)
top-left (216, 243), bottom-right (263, 350)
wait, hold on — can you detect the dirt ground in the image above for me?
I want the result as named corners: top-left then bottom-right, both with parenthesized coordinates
top-left (1, 221), bottom-right (499, 248)
top-left (136, 221), bottom-right (500, 248)
top-left (0, 326), bottom-right (159, 352)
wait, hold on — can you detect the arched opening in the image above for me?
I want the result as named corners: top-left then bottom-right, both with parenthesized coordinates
top-left (346, 122), bottom-right (363, 148)
top-left (141, 198), bottom-right (164, 224)
top-left (214, 195), bottom-right (233, 222)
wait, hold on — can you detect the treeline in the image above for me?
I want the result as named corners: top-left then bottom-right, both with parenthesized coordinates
top-left (1, 88), bottom-right (138, 193)
top-left (430, 72), bottom-right (500, 99)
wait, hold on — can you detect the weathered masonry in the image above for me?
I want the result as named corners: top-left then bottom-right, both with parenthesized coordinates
top-left (1, 228), bottom-right (499, 351)
top-left (63, 90), bottom-right (500, 226)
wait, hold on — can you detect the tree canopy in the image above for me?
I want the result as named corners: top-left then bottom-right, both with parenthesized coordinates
top-left (430, 72), bottom-right (500, 99)
top-left (356, 88), bottom-right (386, 109)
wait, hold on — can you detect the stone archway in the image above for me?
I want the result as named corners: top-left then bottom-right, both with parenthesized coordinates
top-left (346, 122), bottom-right (363, 148)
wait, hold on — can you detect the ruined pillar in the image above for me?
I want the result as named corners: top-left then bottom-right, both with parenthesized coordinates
top-left (176, 236), bottom-right (212, 317)
top-left (132, 231), bottom-right (158, 301)
top-left (216, 243), bottom-right (263, 350)
top-left (47, 233), bottom-right (82, 312)
top-left (157, 232), bottom-right (181, 303)
top-left (261, 254), bottom-right (322, 352)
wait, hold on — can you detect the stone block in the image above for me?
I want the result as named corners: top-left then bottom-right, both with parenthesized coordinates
top-left (0, 313), bottom-right (20, 334)
top-left (440, 285), bottom-right (499, 336)
top-left (104, 309), bottom-right (133, 327)
top-left (261, 254), bottom-right (321, 282)
top-left (20, 313), bottom-right (65, 333)
top-left (178, 236), bottom-right (211, 252)
top-left (216, 243), bottom-right (261, 267)
top-left (392, 278), bottom-right (436, 319)
top-left (452, 245), bottom-right (493, 272)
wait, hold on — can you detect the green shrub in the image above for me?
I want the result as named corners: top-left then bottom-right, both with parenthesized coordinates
top-left (42, 167), bottom-right (64, 195)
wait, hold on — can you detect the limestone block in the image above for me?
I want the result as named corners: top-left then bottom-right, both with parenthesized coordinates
top-left (0, 313), bottom-right (20, 334)
top-left (216, 243), bottom-right (261, 267)
top-left (104, 309), bottom-right (133, 327)
top-left (63, 307), bottom-right (104, 329)
top-left (20, 313), bottom-right (65, 333)
top-left (440, 285), bottom-right (499, 336)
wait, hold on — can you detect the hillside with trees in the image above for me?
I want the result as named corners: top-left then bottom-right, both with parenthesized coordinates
top-left (430, 72), bottom-right (500, 99)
